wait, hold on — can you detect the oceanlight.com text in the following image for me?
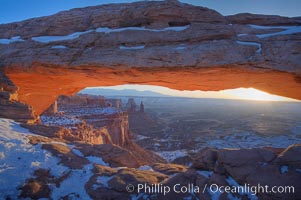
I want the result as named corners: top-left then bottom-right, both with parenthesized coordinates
top-left (125, 183), bottom-right (295, 196)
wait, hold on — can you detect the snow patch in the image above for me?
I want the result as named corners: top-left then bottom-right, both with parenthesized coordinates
top-left (236, 41), bottom-right (262, 53)
top-left (207, 185), bottom-right (222, 200)
top-left (226, 176), bottom-right (258, 200)
top-left (5, 25), bottom-right (189, 44)
top-left (101, 107), bottom-right (120, 115)
top-left (227, 193), bottom-right (241, 200)
top-left (237, 34), bottom-right (248, 37)
top-left (249, 24), bottom-right (301, 38)
top-left (72, 148), bottom-right (84, 157)
top-left (86, 156), bottom-right (108, 166)
top-left (94, 175), bottom-right (113, 188)
top-left (40, 115), bottom-right (81, 127)
top-left (131, 193), bottom-right (148, 200)
top-left (197, 170), bottom-right (213, 178)
top-left (138, 165), bottom-right (153, 171)
top-left (280, 165), bottom-right (289, 174)
top-left (0, 118), bottom-right (68, 199)
top-left (156, 150), bottom-right (187, 162)
top-left (119, 45), bottom-right (145, 50)
top-left (96, 25), bottom-right (190, 33)
top-left (249, 24), bottom-right (297, 30)
top-left (32, 30), bottom-right (93, 43)
top-left (51, 164), bottom-right (93, 200)
top-left (174, 44), bottom-right (187, 50)
top-left (51, 45), bottom-right (67, 49)
top-left (206, 129), bottom-right (301, 149)
top-left (0, 36), bottom-right (24, 44)
top-left (135, 134), bottom-right (149, 141)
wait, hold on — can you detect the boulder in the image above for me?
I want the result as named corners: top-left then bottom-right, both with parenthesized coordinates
top-left (77, 143), bottom-right (165, 168)
top-left (108, 168), bottom-right (168, 192)
top-left (275, 144), bottom-right (301, 167)
top-left (217, 148), bottom-right (276, 182)
top-left (192, 147), bottom-right (218, 171)
top-left (152, 163), bottom-right (187, 175)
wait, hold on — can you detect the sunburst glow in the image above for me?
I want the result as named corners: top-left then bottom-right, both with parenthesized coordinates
top-left (82, 85), bottom-right (299, 102)
top-left (222, 88), bottom-right (297, 101)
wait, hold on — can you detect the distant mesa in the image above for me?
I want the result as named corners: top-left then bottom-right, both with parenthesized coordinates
top-left (81, 88), bottom-right (170, 97)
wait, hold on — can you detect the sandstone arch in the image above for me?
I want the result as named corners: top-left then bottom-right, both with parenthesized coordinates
top-left (4, 65), bottom-right (301, 117)
top-left (0, 0), bottom-right (301, 122)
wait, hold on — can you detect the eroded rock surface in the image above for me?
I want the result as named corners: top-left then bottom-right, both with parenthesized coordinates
top-left (0, 1), bottom-right (300, 199)
top-left (192, 145), bottom-right (301, 200)
top-left (0, 1), bottom-right (300, 119)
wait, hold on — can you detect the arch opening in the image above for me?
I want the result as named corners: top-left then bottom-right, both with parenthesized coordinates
top-left (38, 84), bottom-right (301, 161)
top-left (80, 84), bottom-right (300, 102)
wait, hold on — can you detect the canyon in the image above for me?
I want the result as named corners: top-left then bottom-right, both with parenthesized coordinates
top-left (0, 0), bottom-right (300, 199)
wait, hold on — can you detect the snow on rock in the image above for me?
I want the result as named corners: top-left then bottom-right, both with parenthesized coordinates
top-left (237, 34), bottom-right (248, 37)
top-left (54, 106), bottom-right (120, 118)
top-left (0, 118), bottom-right (68, 199)
top-left (206, 130), bottom-right (301, 149)
top-left (135, 134), bottom-right (150, 141)
top-left (131, 193), bottom-right (148, 200)
top-left (280, 165), bottom-right (289, 174)
top-left (101, 107), bottom-right (120, 115)
top-left (249, 24), bottom-right (301, 38)
top-left (29, 25), bottom-right (190, 44)
top-left (119, 45), bottom-right (145, 50)
top-left (40, 115), bottom-right (81, 126)
top-left (236, 41), bottom-right (262, 54)
top-left (249, 24), bottom-right (297, 30)
top-left (227, 193), bottom-right (242, 200)
top-left (86, 156), bottom-right (109, 166)
top-left (207, 186), bottom-right (222, 200)
top-left (32, 30), bottom-right (93, 43)
top-left (174, 44), bottom-right (187, 50)
top-left (51, 164), bottom-right (93, 200)
top-left (93, 175), bottom-right (114, 189)
top-left (226, 176), bottom-right (258, 200)
top-left (72, 148), bottom-right (84, 157)
top-left (51, 45), bottom-right (67, 49)
top-left (96, 25), bottom-right (190, 33)
top-left (156, 150), bottom-right (187, 162)
top-left (197, 170), bottom-right (213, 178)
top-left (0, 36), bottom-right (24, 44)
top-left (137, 165), bottom-right (153, 171)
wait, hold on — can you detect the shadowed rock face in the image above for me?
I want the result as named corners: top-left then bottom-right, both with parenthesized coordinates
top-left (0, 0), bottom-right (300, 120)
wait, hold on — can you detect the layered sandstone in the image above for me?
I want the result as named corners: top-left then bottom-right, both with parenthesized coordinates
top-left (30, 94), bottom-right (166, 167)
top-left (0, 1), bottom-right (300, 120)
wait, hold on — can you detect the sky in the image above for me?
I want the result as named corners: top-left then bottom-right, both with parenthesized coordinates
top-left (84, 85), bottom-right (300, 102)
top-left (0, 0), bottom-right (301, 24)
